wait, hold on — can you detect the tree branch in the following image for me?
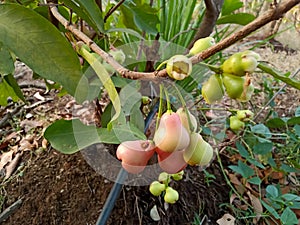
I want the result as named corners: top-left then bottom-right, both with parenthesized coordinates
top-left (188, 0), bottom-right (224, 49)
top-left (49, 0), bottom-right (300, 80)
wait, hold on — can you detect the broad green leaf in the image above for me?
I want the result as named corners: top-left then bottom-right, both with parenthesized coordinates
top-left (119, 81), bottom-right (142, 116)
top-left (4, 74), bottom-right (26, 103)
top-left (44, 119), bottom-right (145, 154)
top-left (266, 185), bottom-right (279, 198)
top-left (0, 75), bottom-right (19, 105)
top-left (77, 44), bottom-right (121, 128)
top-left (282, 193), bottom-right (300, 202)
top-left (253, 142), bottom-right (273, 155)
top-left (280, 207), bottom-right (298, 225)
top-left (251, 124), bottom-right (272, 139)
top-left (266, 118), bottom-right (286, 129)
top-left (236, 141), bottom-right (249, 158)
top-left (287, 116), bottom-right (300, 126)
top-left (295, 106), bottom-right (300, 117)
top-left (0, 4), bottom-right (88, 103)
top-left (62, 0), bottom-right (104, 33)
top-left (229, 160), bottom-right (254, 178)
top-left (258, 63), bottom-right (300, 90)
top-left (217, 13), bottom-right (255, 25)
top-left (261, 200), bottom-right (280, 219)
top-left (0, 45), bottom-right (14, 75)
top-left (294, 124), bottom-right (300, 137)
top-left (221, 0), bottom-right (243, 15)
top-left (247, 176), bottom-right (261, 185)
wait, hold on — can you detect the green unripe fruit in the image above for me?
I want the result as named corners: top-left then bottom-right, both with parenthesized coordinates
top-left (183, 133), bottom-right (214, 166)
top-left (189, 37), bottom-right (215, 56)
top-left (158, 172), bottom-right (169, 183)
top-left (221, 52), bottom-right (244, 76)
top-left (201, 74), bottom-right (225, 104)
top-left (236, 110), bottom-right (254, 122)
top-left (229, 115), bottom-right (245, 131)
top-left (164, 187), bottom-right (179, 204)
top-left (166, 55), bottom-right (192, 80)
top-left (149, 181), bottom-right (166, 196)
top-left (171, 170), bottom-right (184, 181)
top-left (222, 73), bottom-right (245, 99)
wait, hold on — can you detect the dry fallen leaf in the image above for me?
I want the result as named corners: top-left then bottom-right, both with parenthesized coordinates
top-left (0, 151), bottom-right (13, 170)
top-left (5, 152), bottom-right (21, 179)
top-left (247, 191), bottom-right (263, 224)
top-left (217, 213), bottom-right (235, 225)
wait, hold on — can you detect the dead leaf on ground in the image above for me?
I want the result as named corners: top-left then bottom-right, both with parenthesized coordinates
top-left (217, 213), bottom-right (235, 225)
top-left (247, 191), bottom-right (263, 224)
top-left (20, 119), bottom-right (44, 132)
top-left (5, 152), bottom-right (21, 179)
top-left (19, 136), bottom-right (39, 151)
top-left (0, 151), bottom-right (13, 170)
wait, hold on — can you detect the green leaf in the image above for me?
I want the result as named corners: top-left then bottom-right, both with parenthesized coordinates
top-left (295, 106), bottom-right (300, 117)
top-left (247, 176), bottom-right (261, 185)
top-left (282, 193), bottom-right (300, 202)
top-left (119, 81), bottom-right (142, 116)
top-left (0, 75), bottom-right (19, 105)
top-left (4, 74), bottom-right (26, 103)
top-left (258, 63), bottom-right (300, 90)
top-left (122, 3), bottom-right (159, 35)
top-left (229, 160), bottom-right (254, 178)
top-left (266, 185), bottom-right (279, 198)
top-left (77, 44), bottom-right (121, 128)
top-left (62, 0), bottom-right (104, 33)
top-left (287, 116), bottom-right (300, 126)
top-left (222, 0), bottom-right (243, 15)
top-left (253, 142), bottom-right (273, 155)
top-left (294, 124), bottom-right (300, 137)
top-left (280, 207), bottom-right (298, 225)
top-left (261, 200), bottom-right (280, 219)
top-left (0, 4), bottom-right (88, 103)
top-left (44, 119), bottom-right (116, 154)
top-left (217, 13), bottom-right (255, 25)
top-left (0, 45), bottom-right (14, 75)
top-left (266, 118), bottom-right (286, 129)
top-left (251, 124), bottom-right (272, 139)
top-left (236, 141), bottom-right (249, 158)
top-left (107, 28), bottom-right (144, 40)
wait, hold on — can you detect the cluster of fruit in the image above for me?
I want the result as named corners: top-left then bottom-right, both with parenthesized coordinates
top-left (149, 171), bottom-right (184, 204)
top-left (229, 109), bottom-right (254, 132)
top-left (202, 50), bottom-right (260, 104)
top-left (116, 107), bottom-right (214, 174)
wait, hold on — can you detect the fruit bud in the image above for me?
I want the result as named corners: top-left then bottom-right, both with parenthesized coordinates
top-left (149, 181), bottom-right (166, 196)
top-left (236, 110), bottom-right (254, 122)
top-left (164, 187), bottom-right (179, 204)
top-left (201, 74), bottom-right (225, 104)
top-left (166, 55), bottom-right (192, 80)
top-left (229, 115), bottom-right (245, 131)
top-left (188, 37), bottom-right (215, 56)
top-left (171, 170), bottom-right (184, 181)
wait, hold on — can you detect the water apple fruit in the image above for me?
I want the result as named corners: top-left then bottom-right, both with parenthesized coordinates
top-left (164, 187), bottom-right (179, 204)
top-left (166, 55), bottom-right (192, 80)
top-left (189, 37), bottom-right (215, 56)
top-left (183, 133), bottom-right (214, 166)
top-left (222, 73), bottom-right (245, 99)
top-left (236, 110), bottom-right (254, 122)
top-left (229, 115), bottom-right (245, 131)
top-left (201, 74), bottom-right (225, 104)
top-left (237, 83), bottom-right (254, 102)
top-left (149, 181), bottom-right (166, 196)
top-left (153, 112), bottom-right (190, 152)
top-left (176, 107), bottom-right (198, 132)
top-left (156, 147), bottom-right (187, 174)
top-left (116, 140), bottom-right (155, 174)
top-left (221, 52), bottom-right (244, 76)
top-left (158, 172), bottom-right (169, 183)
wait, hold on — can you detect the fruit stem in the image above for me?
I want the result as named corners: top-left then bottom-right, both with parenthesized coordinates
top-left (163, 86), bottom-right (172, 112)
top-left (199, 62), bottom-right (222, 74)
top-left (156, 84), bottom-right (165, 131)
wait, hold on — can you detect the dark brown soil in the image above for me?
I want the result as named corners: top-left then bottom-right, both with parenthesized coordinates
top-left (2, 147), bottom-right (230, 225)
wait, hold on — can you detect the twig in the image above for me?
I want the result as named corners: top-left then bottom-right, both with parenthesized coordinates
top-left (0, 104), bottom-right (25, 128)
top-left (104, 0), bottom-right (125, 22)
top-left (0, 198), bottom-right (23, 223)
top-left (49, 0), bottom-right (300, 80)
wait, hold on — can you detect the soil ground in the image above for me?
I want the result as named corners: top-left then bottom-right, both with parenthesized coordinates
top-left (0, 42), bottom-right (299, 225)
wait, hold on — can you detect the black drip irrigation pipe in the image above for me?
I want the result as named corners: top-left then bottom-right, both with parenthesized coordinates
top-left (96, 102), bottom-right (159, 225)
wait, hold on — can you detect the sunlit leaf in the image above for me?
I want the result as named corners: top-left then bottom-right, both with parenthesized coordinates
top-left (217, 13), bottom-right (255, 25)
